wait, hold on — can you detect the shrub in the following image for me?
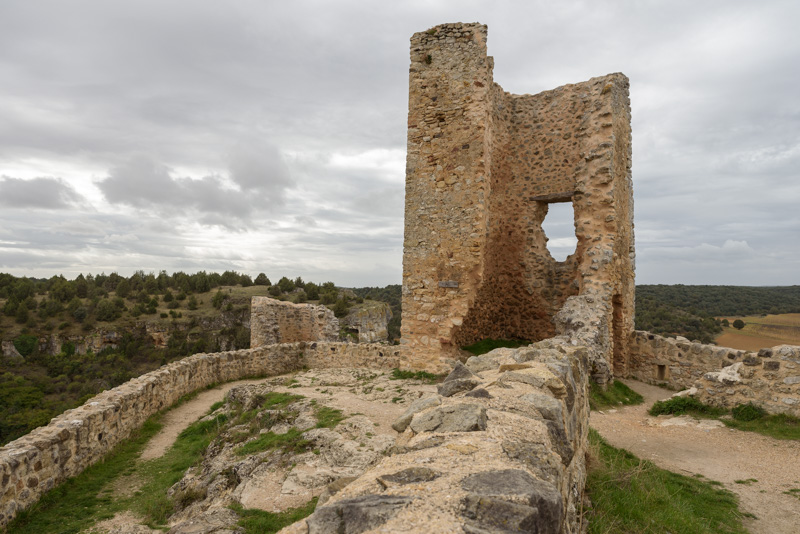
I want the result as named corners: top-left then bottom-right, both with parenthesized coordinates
top-left (649, 396), bottom-right (726, 417)
top-left (732, 403), bottom-right (766, 422)
top-left (733, 319), bottom-right (745, 330)
top-left (13, 334), bottom-right (38, 357)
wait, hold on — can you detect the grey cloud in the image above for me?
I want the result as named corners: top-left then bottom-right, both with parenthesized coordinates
top-left (228, 141), bottom-right (293, 196)
top-left (0, 176), bottom-right (84, 209)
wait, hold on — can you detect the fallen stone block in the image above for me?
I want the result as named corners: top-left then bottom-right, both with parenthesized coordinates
top-left (391, 396), bottom-right (442, 433)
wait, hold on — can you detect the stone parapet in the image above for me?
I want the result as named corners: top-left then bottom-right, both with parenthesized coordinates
top-left (0, 341), bottom-right (400, 528)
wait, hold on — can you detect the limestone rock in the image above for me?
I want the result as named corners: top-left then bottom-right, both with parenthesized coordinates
top-left (340, 302), bottom-right (392, 343)
top-left (465, 388), bottom-right (492, 399)
top-left (376, 467), bottom-right (439, 489)
top-left (409, 403), bottom-right (487, 433)
top-left (437, 378), bottom-right (480, 397)
top-left (307, 494), bottom-right (413, 534)
top-left (460, 469), bottom-right (563, 534)
top-left (391, 396), bottom-right (442, 433)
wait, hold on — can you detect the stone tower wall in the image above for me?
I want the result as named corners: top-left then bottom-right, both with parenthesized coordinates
top-left (401, 23), bottom-right (634, 377)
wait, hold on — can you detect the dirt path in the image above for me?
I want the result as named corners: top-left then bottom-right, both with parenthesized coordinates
top-left (591, 379), bottom-right (800, 534)
top-left (139, 378), bottom-right (267, 461)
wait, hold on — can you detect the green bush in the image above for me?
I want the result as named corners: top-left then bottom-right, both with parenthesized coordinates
top-left (732, 403), bottom-right (766, 422)
top-left (649, 396), bottom-right (726, 417)
top-left (13, 334), bottom-right (39, 357)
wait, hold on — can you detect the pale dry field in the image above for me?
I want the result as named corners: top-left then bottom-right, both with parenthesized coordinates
top-left (716, 313), bottom-right (800, 351)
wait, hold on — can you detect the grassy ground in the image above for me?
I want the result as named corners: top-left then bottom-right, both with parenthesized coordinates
top-left (716, 313), bottom-right (800, 350)
top-left (585, 429), bottom-right (747, 534)
top-left (231, 499), bottom-right (318, 533)
top-left (7, 387), bottom-right (233, 533)
top-left (589, 380), bottom-right (644, 411)
top-left (649, 397), bottom-right (800, 441)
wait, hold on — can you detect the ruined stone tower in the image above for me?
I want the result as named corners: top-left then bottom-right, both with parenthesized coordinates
top-left (401, 23), bottom-right (634, 376)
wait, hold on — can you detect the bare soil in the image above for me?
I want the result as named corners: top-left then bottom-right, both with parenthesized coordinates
top-left (591, 379), bottom-right (800, 534)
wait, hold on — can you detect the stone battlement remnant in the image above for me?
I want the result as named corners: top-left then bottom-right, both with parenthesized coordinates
top-left (250, 297), bottom-right (339, 347)
top-left (401, 23), bottom-right (634, 379)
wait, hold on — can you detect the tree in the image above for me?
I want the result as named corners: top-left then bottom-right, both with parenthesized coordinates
top-left (15, 303), bottom-right (29, 324)
top-left (240, 274), bottom-right (253, 287)
top-left (277, 276), bottom-right (295, 293)
top-left (115, 279), bottom-right (131, 299)
top-left (721, 319), bottom-right (729, 327)
top-left (732, 319), bottom-right (745, 330)
top-left (254, 273), bottom-right (271, 286)
top-left (95, 299), bottom-right (119, 322)
top-left (212, 290), bottom-right (226, 309)
top-left (187, 295), bottom-right (198, 310)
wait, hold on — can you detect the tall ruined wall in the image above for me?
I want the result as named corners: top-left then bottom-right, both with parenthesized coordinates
top-left (0, 341), bottom-right (402, 527)
top-left (401, 23), bottom-right (634, 377)
top-left (629, 331), bottom-right (800, 416)
top-left (250, 296), bottom-right (339, 347)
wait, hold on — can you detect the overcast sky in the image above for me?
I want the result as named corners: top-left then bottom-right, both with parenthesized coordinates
top-left (0, 0), bottom-right (797, 287)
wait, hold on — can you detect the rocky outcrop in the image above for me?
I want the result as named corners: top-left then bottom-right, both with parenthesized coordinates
top-left (250, 297), bottom-right (339, 347)
top-left (340, 301), bottom-right (392, 343)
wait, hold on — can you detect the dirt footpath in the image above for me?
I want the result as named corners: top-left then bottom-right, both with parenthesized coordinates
top-left (591, 379), bottom-right (800, 534)
top-left (139, 378), bottom-right (267, 461)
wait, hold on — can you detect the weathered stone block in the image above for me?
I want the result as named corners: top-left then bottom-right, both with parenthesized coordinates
top-left (409, 403), bottom-right (487, 433)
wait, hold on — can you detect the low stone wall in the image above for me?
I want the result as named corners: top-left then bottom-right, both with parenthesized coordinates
top-left (0, 341), bottom-right (400, 528)
top-left (695, 345), bottom-right (800, 417)
top-left (250, 297), bottom-right (339, 347)
top-left (628, 331), bottom-right (800, 417)
top-left (628, 330), bottom-right (748, 390)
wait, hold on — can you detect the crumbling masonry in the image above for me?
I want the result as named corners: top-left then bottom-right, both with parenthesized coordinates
top-left (401, 23), bottom-right (634, 380)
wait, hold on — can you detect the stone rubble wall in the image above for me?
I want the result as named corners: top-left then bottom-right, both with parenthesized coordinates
top-left (250, 296), bottom-right (339, 347)
top-left (0, 341), bottom-right (401, 528)
top-left (400, 22), bottom-right (634, 379)
top-left (628, 330), bottom-right (800, 416)
top-left (284, 296), bottom-right (598, 534)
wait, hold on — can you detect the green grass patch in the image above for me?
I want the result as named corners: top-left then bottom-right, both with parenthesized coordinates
top-left (314, 405), bottom-right (345, 429)
top-left (260, 391), bottom-right (304, 409)
top-left (208, 400), bottom-right (225, 414)
top-left (461, 338), bottom-right (529, 356)
top-left (130, 412), bottom-right (229, 527)
top-left (649, 396), bottom-right (727, 418)
top-left (390, 368), bottom-right (440, 383)
top-left (784, 488), bottom-right (800, 500)
top-left (650, 399), bottom-right (800, 440)
top-left (586, 429), bottom-right (746, 533)
top-left (7, 418), bottom-right (163, 534)
top-left (231, 498), bottom-right (318, 533)
top-left (734, 478), bottom-right (758, 485)
top-left (235, 428), bottom-right (312, 456)
top-left (723, 412), bottom-right (800, 440)
top-left (731, 402), bottom-right (766, 421)
top-left (589, 380), bottom-right (644, 410)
